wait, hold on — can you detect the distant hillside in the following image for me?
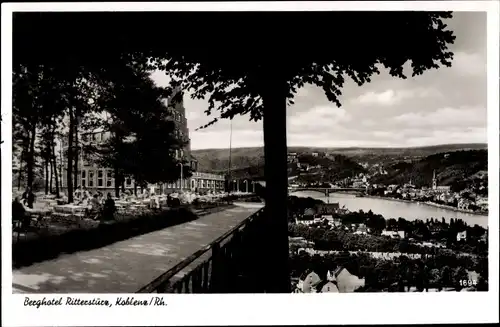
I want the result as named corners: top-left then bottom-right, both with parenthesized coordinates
top-left (370, 150), bottom-right (488, 188)
top-left (191, 147), bottom-right (264, 173)
top-left (295, 153), bottom-right (366, 183)
top-left (192, 143), bottom-right (487, 171)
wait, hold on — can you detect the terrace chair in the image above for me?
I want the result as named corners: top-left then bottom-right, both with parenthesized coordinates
top-left (31, 212), bottom-right (51, 233)
top-left (86, 206), bottom-right (101, 221)
top-left (12, 219), bottom-right (30, 243)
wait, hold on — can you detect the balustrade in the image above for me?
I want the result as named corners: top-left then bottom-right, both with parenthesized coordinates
top-left (137, 208), bottom-right (267, 293)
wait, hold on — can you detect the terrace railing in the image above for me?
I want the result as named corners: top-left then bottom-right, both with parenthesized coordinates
top-left (137, 207), bottom-right (267, 293)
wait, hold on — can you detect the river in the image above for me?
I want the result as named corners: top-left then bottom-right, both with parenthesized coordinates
top-left (292, 191), bottom-right (488, 228)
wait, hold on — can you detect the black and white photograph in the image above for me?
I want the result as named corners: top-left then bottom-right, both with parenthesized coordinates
top-left (2, 1), bottom-right (499, 326)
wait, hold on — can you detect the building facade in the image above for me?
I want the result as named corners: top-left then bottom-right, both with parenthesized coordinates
top-left (60, 88), bottom-right (213, 194)
top-left (163, 171), bottom-right (225, 193)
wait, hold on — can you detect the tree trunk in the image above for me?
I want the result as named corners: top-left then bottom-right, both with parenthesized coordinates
top-left (49, 156), bottom-right (53, 193)
top-left (260, 78), bottom-right (290, 293)
top-left (18, 149), bottom-right (24, 190)
top-left (73, 114), bottom-right (79, 189)
top-left (44, 156), bottom-right (49, 194)
top-left (121, 178), bottom-right (125, 193)
top-left (59, 138), bottom-right (63, 192)
top-left (67, 108), bottom-right (75, 203)
top-left (27, 124), bottom-right (37, 189)
top-left (52, 143), bottom-right (60, 198)
top-left (133, 180), bottom-right (138, 196)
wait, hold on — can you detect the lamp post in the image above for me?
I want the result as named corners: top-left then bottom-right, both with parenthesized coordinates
top-left (227, 119), bottom-right (233, 196)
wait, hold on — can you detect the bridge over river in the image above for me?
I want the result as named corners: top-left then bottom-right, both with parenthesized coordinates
top-left (289, 187), bottom-right (366, 196)
top-left (12, 203), bottom-right (264, 293)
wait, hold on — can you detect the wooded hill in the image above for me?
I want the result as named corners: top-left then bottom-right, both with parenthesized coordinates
top-left (191, 148), bottom-right (366, 181)
top-left (192, 143), bottom-right (487, 174)
top-left (370, 149), bottom-right (488, 188)
top-left (294, 153), bottom-right (366, 183)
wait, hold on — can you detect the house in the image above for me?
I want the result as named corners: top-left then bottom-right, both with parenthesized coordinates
top-left (316, 280), bottom-right (339, 293)
top-left (289, 236), bottom-right (315, 248)
top-left (352, 181), bottom-right (366, 188)
top-left (472, 170), bottom-right (488, 180)
top-left (312, 152), bottom-right (319, 157)
top-left (381, 230), bottom-right (405, 239)
top-left (331, 217), bottom-right (342, 227)
top-left (313, 217), bottom-right (326, 224)
top-left (299, 163), bottom-right (310, 171)
top-left (476, 197), bottom-right (488, 211)
top-left (354, 224), bottom-right (369, 235)
top-left (325, 153), bottom-right (335, 159)
top-left (327, 267), bottom-right (365, 293)
top-left (296, 208), bottom-right (316, 225)
top-left (457, 230), bottom-right (467, 242)
top-left (388, 184), bottom-right (399, 192)
top-left (429, 224), bottom-right (444, 234)
top-left (287, 152), bottom-right (298, 163)
top-left (296, 271), bottom-right (321, 293)
top-left (480, 230), bottom-right (488, 243)
top-left (458, 198), bottom-right (472, 210)
top-left (303, 208), bottom-right (316, 219)
top-left (435, 186), bottom-right (451, 193)
top-left (316, 203), bottom-right (340, 218)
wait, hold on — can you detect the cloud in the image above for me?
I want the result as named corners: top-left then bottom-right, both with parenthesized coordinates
top-left (289, 106), bottom-right (351, 132)
top-left (392, 107), bottom-right (486, 128)
top-left (147, 13), bottom-right (487, 150)
top-left (354, 89), bottom-right (403, 106)
top-left (352, 88), bottom-right (441, 106)
top-left (403, 127), bottom-right (487, 147)
top-left (451, 52), bottom-right (486, 77)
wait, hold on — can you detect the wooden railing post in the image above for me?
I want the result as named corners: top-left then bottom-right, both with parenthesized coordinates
top-left (228, 229), bottom-right (242, 292)
top-left (210, 243), bottom-right (221, 293)
top-left (156, 281), bottom-right (171, 293)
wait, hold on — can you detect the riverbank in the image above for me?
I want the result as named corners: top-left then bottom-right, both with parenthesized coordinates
top-left (292, 190), bottom-right (488, 228)
top-left (365, 195), bottom-right (488, 217)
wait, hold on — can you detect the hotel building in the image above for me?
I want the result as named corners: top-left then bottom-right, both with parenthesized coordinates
top-left (60, 88), bottom-right (225, 194)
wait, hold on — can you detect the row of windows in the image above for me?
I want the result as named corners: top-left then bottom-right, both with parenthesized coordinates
top-left (172, 110), bottom-right (184, 123)
top-left (175, 149), bottom-right (184, 159)
top-left (81, 131), bottom-right (111, 143)
top-left (195, 179), bottom-right (225, 189)
top-left (80, 169), bottom-right (132, 188)
top-left (192, 172), bottom-right (225, 181)
top-left (76, 169), bottom-right (223, 190)
top-left (174, 128), bottom-right (187, 140)
top-left (165, 180), bottom-right (190, 189)
top-left (163, 180), bottom-right (224, 189)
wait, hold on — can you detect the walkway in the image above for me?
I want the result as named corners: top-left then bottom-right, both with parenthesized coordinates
top-left (12, 203), bottom-right (264, 293)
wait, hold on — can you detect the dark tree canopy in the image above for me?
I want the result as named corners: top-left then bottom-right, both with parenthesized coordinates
top-left (14, 11), bottom-right (455, 127)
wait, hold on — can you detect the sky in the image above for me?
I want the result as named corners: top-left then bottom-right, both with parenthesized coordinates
top-left (150, 12), bottom-right (487, 150)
